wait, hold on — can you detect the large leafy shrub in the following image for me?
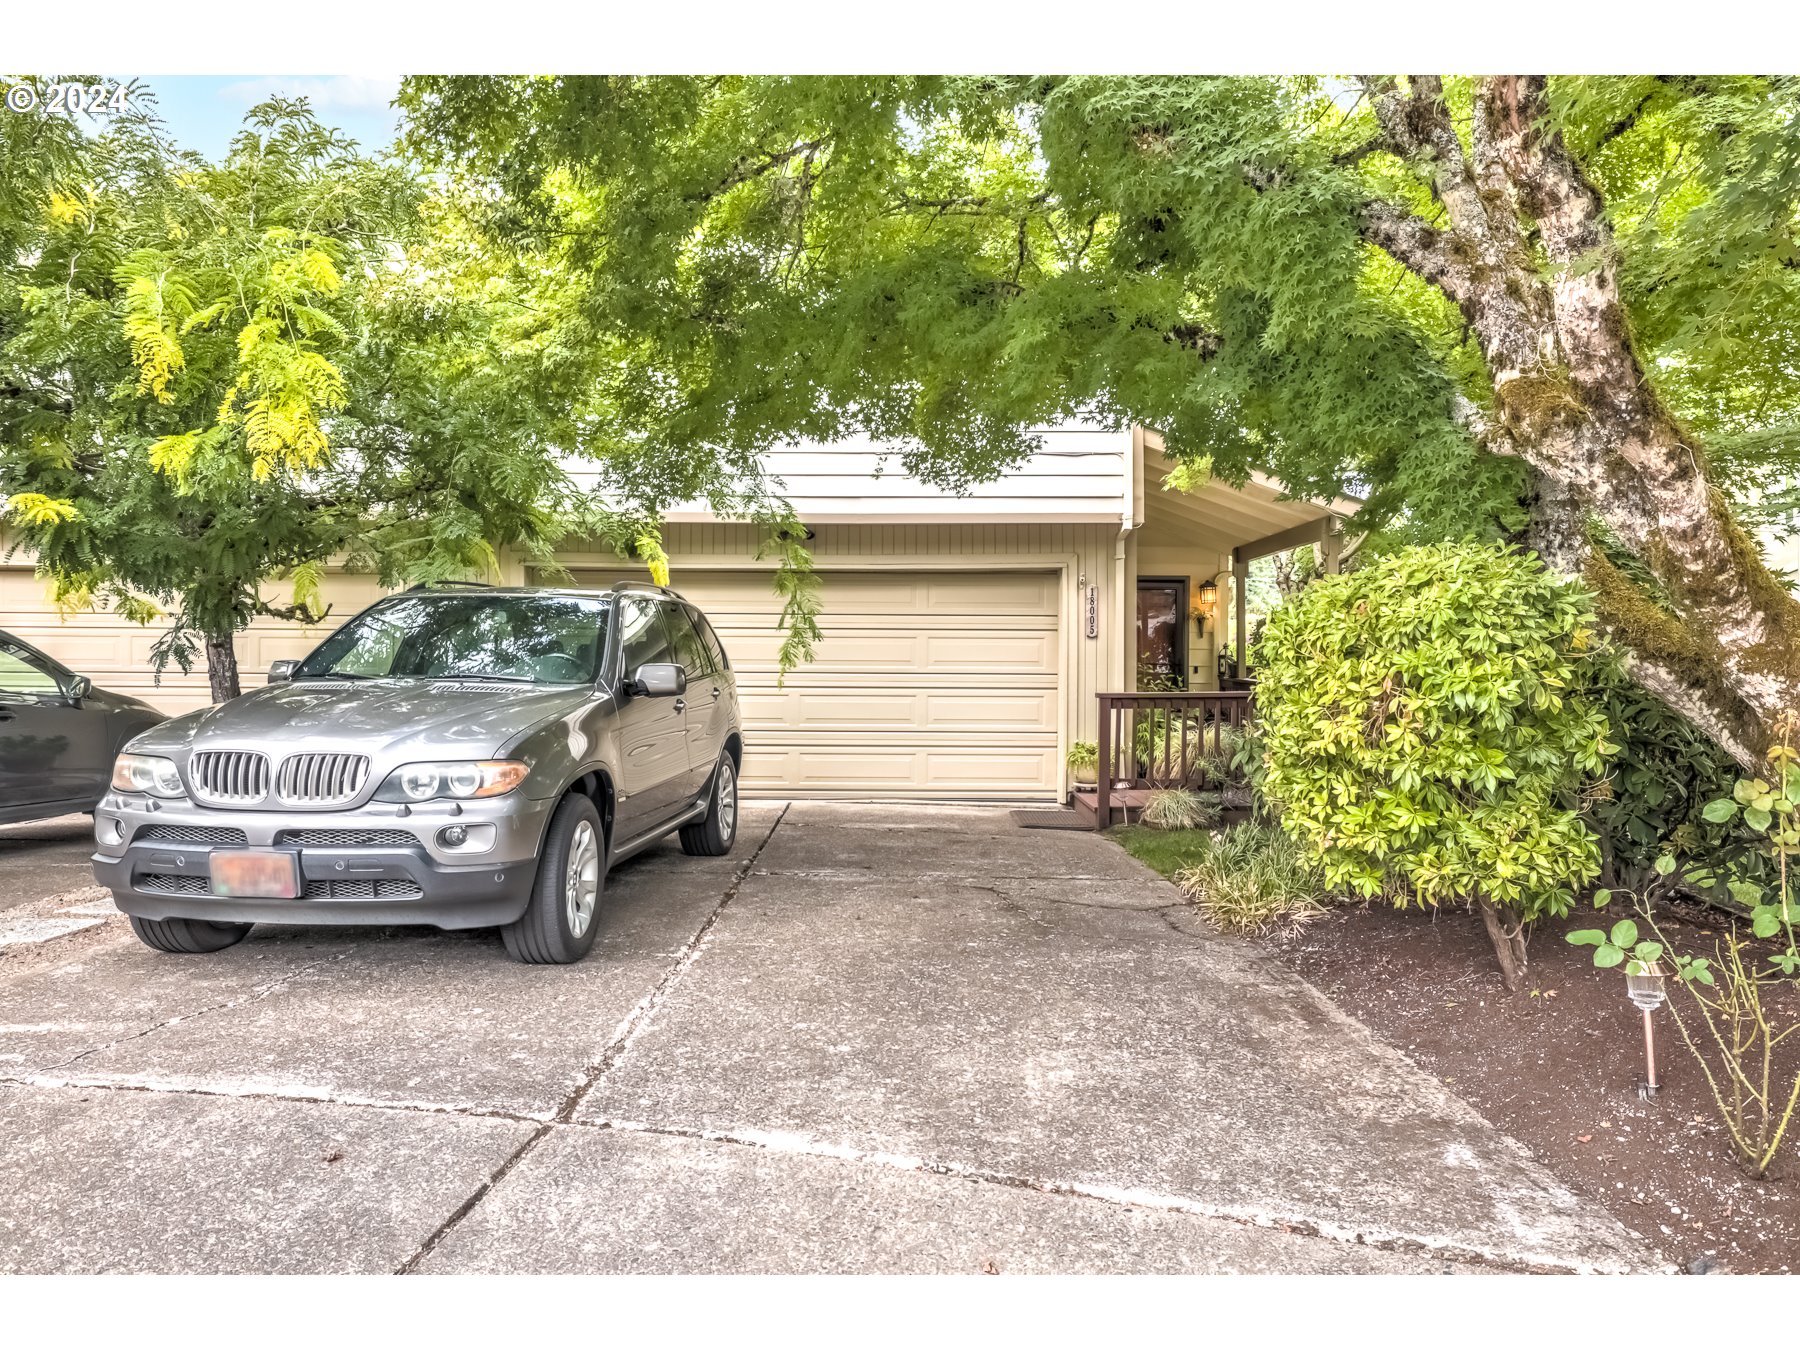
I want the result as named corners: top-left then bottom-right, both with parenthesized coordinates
top-left (1255, 542), bottom-right (1616, 988)
top-left (1584, 672), bottom-right (1751, 895)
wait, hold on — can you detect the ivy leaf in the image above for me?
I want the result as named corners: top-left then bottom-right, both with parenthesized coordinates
top-left (1752, 908), bottom-right (1783, 939)
top-left (1746, 806), bottom-right (1773, 832)
top-left (1566, 928), bottom-right (1607, 946)
top-left (1592, 888), bottom-right (1612, 909)
top-left (1594, 944), bottom-right (1626, 968)
top-left (1609, 919), bottom-right (1639, 948)
top-left (1654, 854), bottom-right (1677, 876)
top-left (1701, 798), bottom-right (1739, 824)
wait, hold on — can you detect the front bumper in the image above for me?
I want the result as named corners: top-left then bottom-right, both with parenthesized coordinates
top-left (90, 791), bottom-right (552, 930)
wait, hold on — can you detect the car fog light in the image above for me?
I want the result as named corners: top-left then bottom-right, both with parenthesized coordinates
top-left (437, 823), bottom-right (495, 853)
top-left (100, 816), bottom-right (125, 845)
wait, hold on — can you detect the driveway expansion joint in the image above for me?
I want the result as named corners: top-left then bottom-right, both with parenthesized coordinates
top-left (393, 803), bottom-right (791, 1274)
top-left (570, 1114), bottom-right (1647, 1275)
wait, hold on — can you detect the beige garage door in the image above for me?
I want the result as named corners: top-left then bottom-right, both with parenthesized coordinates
top-left (0, 567), bottom-right (390, 715)
top-left (569, 568), bottom-right (1063, 800)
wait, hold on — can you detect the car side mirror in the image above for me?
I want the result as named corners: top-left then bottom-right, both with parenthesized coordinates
top-left (630, 662), bottom-right (687, 698)
top-left (267, 660), bottom-right (299, 684)
top-left (63, 675), bottom-right (92, 704)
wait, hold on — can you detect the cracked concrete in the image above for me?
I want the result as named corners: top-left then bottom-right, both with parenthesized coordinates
top-left (0, 800), bottom-right (1660, 1273)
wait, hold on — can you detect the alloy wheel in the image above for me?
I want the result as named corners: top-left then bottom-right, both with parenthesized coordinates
top-left (564, 818), bottom-right (600, 938)
top-left (717, 758), bottom-right (737, 843)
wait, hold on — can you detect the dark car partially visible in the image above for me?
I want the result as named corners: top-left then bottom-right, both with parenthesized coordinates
top-left (0, 630), bottom-right (165, 826)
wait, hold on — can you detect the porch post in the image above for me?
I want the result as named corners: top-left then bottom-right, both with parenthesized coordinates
top-left (1095, 695), bottom-right (1113, 829)
top-left (1232, 548), bottom-right (1248, 675)
top-left (1322, 517), bottom-right (1342, 574)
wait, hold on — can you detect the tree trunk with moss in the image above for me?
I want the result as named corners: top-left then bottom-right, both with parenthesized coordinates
top-left (1361, 76), bottom-right (1790, 768)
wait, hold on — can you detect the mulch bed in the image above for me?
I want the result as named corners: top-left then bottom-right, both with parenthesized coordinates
top-left (1272, 900), bottom-right (1800, 1274)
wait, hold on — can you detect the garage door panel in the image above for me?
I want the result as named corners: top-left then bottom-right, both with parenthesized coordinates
top-left (648, 567), bottom-right (1063, 800)
top-left (743, 692), bottom-right (923, 730)
top-left (741, 691), bottom-right (1053, 736)
top-left (927, 693), bottom-right (1054, 729)
top-left (922, 634), bottom-right (1055, 673)
top-left (739, 746), bottom-right (1058, 796)
top-left (924, 751), bottom-right (1057, 788)
top-left (567, 568), bottom-right (1056, 617)
top-left (922, 574), bottom-right (1057, 614)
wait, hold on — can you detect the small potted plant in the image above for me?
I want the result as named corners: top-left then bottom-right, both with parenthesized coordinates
top-left (1067, 741), bottom-right (1099, 788)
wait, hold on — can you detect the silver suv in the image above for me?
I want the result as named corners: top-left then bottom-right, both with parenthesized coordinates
top-left (92, 583), bottom-right (743, 965)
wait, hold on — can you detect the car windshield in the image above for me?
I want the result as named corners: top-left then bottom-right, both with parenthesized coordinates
top-left (296, 594), bottom-right (611, 685)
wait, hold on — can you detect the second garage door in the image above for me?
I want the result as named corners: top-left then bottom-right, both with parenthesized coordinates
top-left (570, 568), bottom-right (1063, 800)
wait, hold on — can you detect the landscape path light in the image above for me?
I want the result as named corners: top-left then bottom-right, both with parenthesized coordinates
top-left (1626, 961), bottom-right (1667, 1100)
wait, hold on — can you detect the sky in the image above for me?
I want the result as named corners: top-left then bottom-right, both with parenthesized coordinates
top-left (119, 75), bottom-right (405, 158)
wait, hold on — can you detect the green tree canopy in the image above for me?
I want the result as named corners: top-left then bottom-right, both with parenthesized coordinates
top-left (0, 86), bottom-right (597, 696)
top-left (399, 75), bottom-right (1800, 760)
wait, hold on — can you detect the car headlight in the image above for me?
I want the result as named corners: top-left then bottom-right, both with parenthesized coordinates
top-left (374, 760), bottom-right (528, 803)
top-left (111, 753), bottom-right (185, 798)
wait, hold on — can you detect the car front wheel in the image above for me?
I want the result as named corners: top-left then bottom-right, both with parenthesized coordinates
top-left (680, 751), bottom-right (738, 857)
top-left (129, 914), bottom-right (253, 954)
top-left (502, 793), bottom-right (604, 965)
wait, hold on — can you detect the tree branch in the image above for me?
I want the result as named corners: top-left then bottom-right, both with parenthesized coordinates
top-left (1356, 197), bottom-right (1476, 308)
top-left (689, 137), bottom-right (829, 203)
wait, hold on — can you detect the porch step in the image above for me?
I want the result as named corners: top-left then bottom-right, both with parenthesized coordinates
top-left (1071, 787), bottom-right (1156, 827)
top-left (1009, 808), bottom-right (1093, 831)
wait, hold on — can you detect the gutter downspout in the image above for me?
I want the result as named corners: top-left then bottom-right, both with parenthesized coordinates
top-left (1114, 526), bottom-right (1130, 693)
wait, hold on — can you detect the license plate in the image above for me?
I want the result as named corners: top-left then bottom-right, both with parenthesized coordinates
top-left (210, 850), bottom-right (301, 899)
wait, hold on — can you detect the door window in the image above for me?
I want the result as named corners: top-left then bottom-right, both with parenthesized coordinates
top-left (663, 604), bottom-right (714, 680)
top-left (690, 610), bottom-right (730, 672)
top-left (1135, 579), bottom-right (1187, 691)
top-left (0, 643), bottom-right (63, 698)
top-left (617, 595), bottom-right (676, 678)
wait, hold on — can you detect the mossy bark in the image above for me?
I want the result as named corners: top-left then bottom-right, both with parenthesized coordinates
top-left (1362, 76), bottom-right (1800, 764)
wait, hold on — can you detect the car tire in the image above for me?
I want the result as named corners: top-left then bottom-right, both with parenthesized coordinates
top-left (128, 914), bottom-right (253, 954)
top-left (502, 793), bottom-right (604, 965)
top-left (680, 752), bottom-right (738, 857)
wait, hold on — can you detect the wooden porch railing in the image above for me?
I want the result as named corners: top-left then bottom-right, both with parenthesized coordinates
top-left (1093, 691), bottom-right (1253, 827)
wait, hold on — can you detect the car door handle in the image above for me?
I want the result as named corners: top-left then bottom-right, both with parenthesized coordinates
top-left (0, 709), bottom-right (13, 722)
top-left (673, 698), bottom-right (687, 713)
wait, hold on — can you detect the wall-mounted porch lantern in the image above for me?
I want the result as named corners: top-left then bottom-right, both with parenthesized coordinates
top-left (1193, 578), bottom-right (1219, 637)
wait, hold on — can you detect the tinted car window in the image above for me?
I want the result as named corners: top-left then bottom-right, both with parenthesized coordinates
top-left (617, 594), bottom-right (675, 677)
top-left (690, 609), bottom-right (730, 672)
top-left (299, 594), bottom-right (610, 684)
top-left (0, 641), bottom-right (62, 697)
top-left (664, 604), bottom-right (713, 679)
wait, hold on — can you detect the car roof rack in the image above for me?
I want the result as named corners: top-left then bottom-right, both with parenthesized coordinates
top-left (405, 580), bottom-right (495, 592)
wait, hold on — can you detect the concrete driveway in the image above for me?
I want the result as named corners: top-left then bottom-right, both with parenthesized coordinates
top-left (0, 803), bottom-right (1656, 1273)
top-left (0, 815), bottom-right (96, 912)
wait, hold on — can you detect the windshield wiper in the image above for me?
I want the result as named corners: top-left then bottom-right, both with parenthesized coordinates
top-left (433, 673), bottom-right (537, 684)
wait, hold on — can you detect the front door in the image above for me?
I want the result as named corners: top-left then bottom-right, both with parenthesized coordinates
top-left (612, 595), bottom-right (694, 840)
top-left (662, 602), bottom-right (726, 797)
top-left (1136, 578), bottom-right (1188, 691)
top-left (0, 640), bottom-right (107, 812)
